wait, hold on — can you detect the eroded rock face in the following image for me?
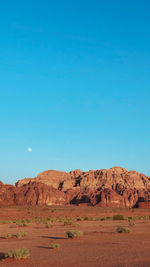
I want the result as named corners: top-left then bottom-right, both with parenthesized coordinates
top-left (1, 167), bottom-right (150, 207)
top-left (0, 181), bottom-right (16, 206)
top-left (138, 201), bottom-right (150, 208)
top-left (16, 170), bottom-right (82, 190)
top-left (14, 181), bottom-right (67, 206)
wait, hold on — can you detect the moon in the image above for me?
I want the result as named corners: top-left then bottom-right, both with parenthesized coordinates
top-left (27, 148), bottom-right (32, 152)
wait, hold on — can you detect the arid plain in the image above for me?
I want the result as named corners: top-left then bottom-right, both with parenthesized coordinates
top-left (0, 206), bottom-right (150, 267)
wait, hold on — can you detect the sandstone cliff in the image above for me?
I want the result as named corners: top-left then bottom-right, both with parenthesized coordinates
top-left (1, 167), bottom-right (150, 208)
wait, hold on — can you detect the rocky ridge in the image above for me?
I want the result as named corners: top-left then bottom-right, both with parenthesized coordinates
top-left (0, 167), bottom-right (150, 208)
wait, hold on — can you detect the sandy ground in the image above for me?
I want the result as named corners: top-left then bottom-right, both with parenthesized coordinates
top-left (0, 206), bottom-right (150, 267)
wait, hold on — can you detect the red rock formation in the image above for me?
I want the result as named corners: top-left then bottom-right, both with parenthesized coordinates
top-left (0, 181), bottom-right (16, 206)
top-left (0, 167), bottom-right (150, 207)
top-left (14, 181), bottom-right (67, 206)
top-left (138, 202), bottom-right (150, 208)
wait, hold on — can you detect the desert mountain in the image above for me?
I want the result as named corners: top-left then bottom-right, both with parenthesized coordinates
top-left (0, 167), bottom-right (150, 208)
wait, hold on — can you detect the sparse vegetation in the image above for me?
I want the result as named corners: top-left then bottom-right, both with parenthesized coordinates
top-left (63, 219), bottom-right (79, 227)
top-left (76, 217), bottom-right (83, 221)
top-left (99, 217), bottom-right (105, 221)
top-left (113, 214), bottom-right (125, 220)
top-left (76, 216), bottom-right (104, 221)
top-left (3, 233), bottom-right (14, 239)
top-left (62, 217), bottom-right (74, 225)
top-left (83, 216), bottom-right (89, 221)
top-left (34, 217), bottom-right (54, 224)
top-left (4, 248), bottom-right (30, 259)
top-left (45, 222), bottom-right (53, 228)
top-left (66, 230), bottom-right (83, 239)
top-left (49, 243), bottom-right (60, 249)
top-left (116, 226), bottom-right (131, 233)
top-left (45, 217), bottom-right (54, 223)
top-left (1, 206), bottom-right (150, 266)
top-left (129, 222), bottom-right (136, 226)
top-left (128, 216), bottom-right (133, 220)
top-left (134, 216), bottom-right (149, 220)
top-left (0, 220), bottom-right (13, 224)
top-left (15, 220), bottom-right (29, 227)
top-left (63, 218), bottom-right (74, 226)
top-left (106, 216), bottom-right (113, 220)
top-left (16, 230), bottom-right (27, 239)
top-left (3, 230), bottom-right (27, 239)
top-left (56, 217), bottom-right (65, 223)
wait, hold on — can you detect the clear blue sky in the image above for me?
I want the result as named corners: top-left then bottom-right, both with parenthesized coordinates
top-left (1, 0), bottom-right (150, 184)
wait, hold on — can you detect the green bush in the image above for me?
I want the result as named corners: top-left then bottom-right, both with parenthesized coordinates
top-left (128, 216), bottom-right (133, 220)
top-left (76, 217), bottom-right (83, 221)
top-left (89, 217), bottom-right (97, 221)
top-left (66, 230), bottom-right (83, 239)
top-left (63, 218), bottom-right (74, 226)
top-left (116, 226), bottom-right (131, 233)
top-left (113, 214), bottom-right (125, 220)
top-left (1, 220), bottom-right (13, 224)
top-left (16, 230), bottom-right (27, 239)
top-left (46, 217), bottom-right (54, 223)
top-left (5, 248), bottom-right (30, 259)
top-left (106, 216), bottom-right (113, 220)
top-left (3, 233), bottom-right (14, 239)
top-left (129, 222), bottom-right (136, 226)
top-left (3, 231), bottom-right (27, 239)
top-left (83, 216), bottom-right (89, 221)
top-left (26, 218), bottom-right (33, 223)
top-left (56, 217), bottom-right (65, 223)
top-left (15, 220), bottom-right (28, 227)
top-left (49, 243), bottom-right (60, 249)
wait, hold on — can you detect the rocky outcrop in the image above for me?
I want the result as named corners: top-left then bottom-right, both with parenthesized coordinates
top-left (1, 167), bottom-right (150, 207)
top-left (14, 181), bottom-right (67, 206)
top-left (138, 201), bottom-right (150, 208)
top-left (0, 181), bottom-right (16, 206)
top-left (16, 169), bottom-right (82, 190)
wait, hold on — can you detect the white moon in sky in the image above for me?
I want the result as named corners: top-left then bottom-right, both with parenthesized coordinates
top-left (27, 148), bottom-right (32, 152)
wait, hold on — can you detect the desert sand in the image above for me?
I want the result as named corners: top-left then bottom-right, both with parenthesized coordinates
top-left (0, 206), bottom-right (150, 267)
